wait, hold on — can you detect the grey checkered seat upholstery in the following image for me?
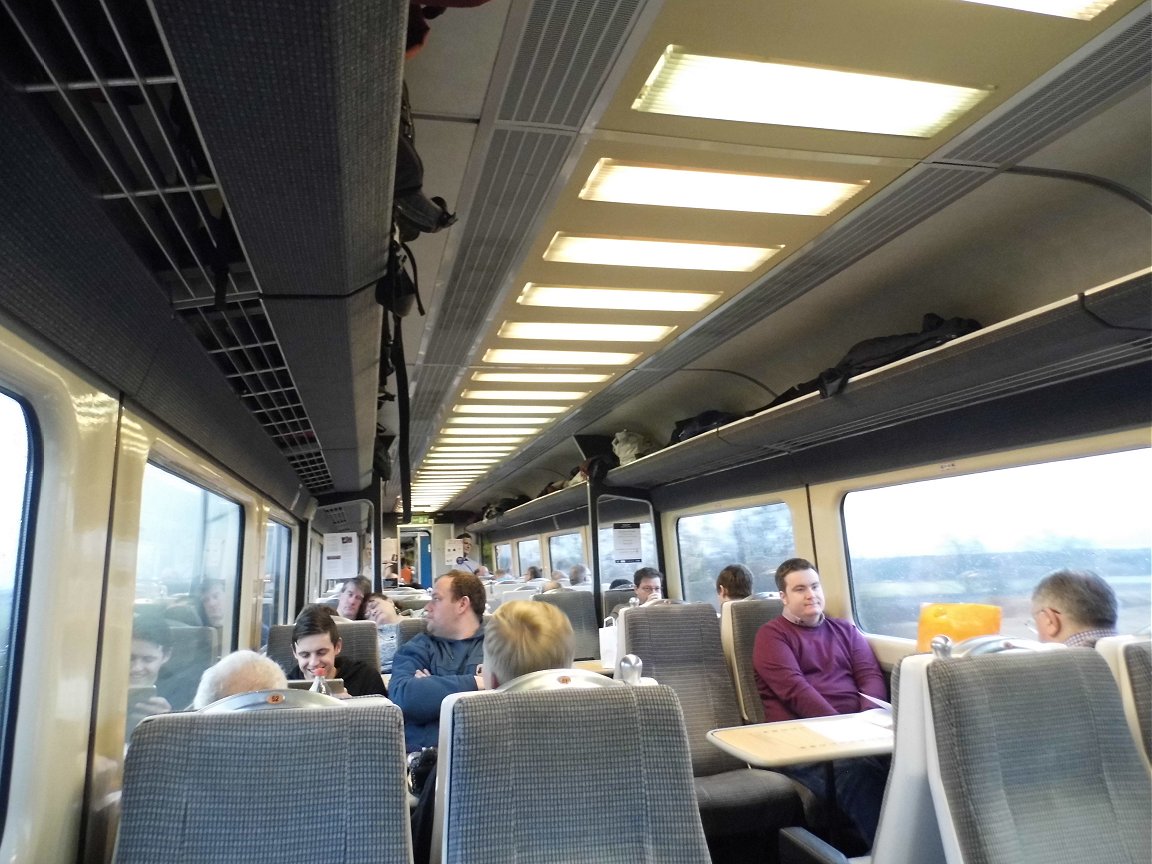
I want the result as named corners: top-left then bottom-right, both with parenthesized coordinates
top-left (603, 588), bottom-right (635, 618)
top-left (1125, 641), bottom-right (1152, 763)
top-left (434, 684), bottom-right (710, 864)
top-left (925, 650), bottom-right (1151, 864)
top-left (532, 590), bottom-right (600, 660)
top-left (720, 597), bottom-right (783, 722)
top-left (397, 617), bottom-right (428, 649)
top-left (114, 698), bottom-right (411, 863)
top-left (266, 619), bottom-right (380, 669)
top-left (619, 603), bottom-right (802, 849)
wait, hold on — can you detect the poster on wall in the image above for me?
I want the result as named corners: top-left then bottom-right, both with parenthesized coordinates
top-left (612, 522), bottom-right (642, 564)
top-left (323, 532), bottom-right (358, 582)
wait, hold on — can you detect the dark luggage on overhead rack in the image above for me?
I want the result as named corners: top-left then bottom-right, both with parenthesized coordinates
top-left (668, 410), bottom-right (747, 446)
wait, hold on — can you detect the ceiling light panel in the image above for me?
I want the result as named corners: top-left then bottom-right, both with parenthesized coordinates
top-left (517, 284), bottom-right (720, 313)
top-left (448, 416), bottom-right (552, 425)
top-left (461, 389), bottom-right (585, 400)
top-left (955, 0), bottom-right (1118, 18)
top-left (439, 437), bottom-right (525, 444)
top-left (484, 349), bottom-right (639, 365)
top-left (472, 371), bottom-right (612, 383)
top-left (581, 158), bottom-right (868, 215)
top-left (544, 233), bottom-right (781, 271)
top-left (633, 47), bottom-right (991, 138)
top-left (454, 404), bottom-right (568, 414)
top-left (439, 426), bottom-right (542, 435)
top-left (498, 321), bottom-right (675, 342)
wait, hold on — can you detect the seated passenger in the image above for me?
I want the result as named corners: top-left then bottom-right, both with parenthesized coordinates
top-left (716, 563), bottom-right (753, 604)
top-left (753, 558), bottom-right (889, 848)
top-left (365, 592), bottom-right (404, 673)
top-left (609, 566), bottom-right (663, 618)
top-left (522, 565), bottom-right (544, 584)
top-left (192, 650), bottom-right (288, 708)
top-left (284, 604), bottom-right (387, 697)
top-left (389, 570), bottom-right (486, 752)
top-left (1030, 568), bottom-right (1119, 647)
top-left (335, 576), bottom-right (371, 621)
top-left (411, 600), bottom-right (574, 864)
top-left (127, 614), bottom-right (179, 729)
top-left (568, 564), bottom-right (592, 590)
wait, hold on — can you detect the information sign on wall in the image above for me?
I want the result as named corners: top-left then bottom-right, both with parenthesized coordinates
top-left (612, 522), bottom-right (642, 563)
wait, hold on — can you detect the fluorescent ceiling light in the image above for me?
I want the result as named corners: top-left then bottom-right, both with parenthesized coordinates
top-left (461, 389), bottom-right (584, 401)
top-left (544, 233), bottom-right (779, 271)
top-left (439, 437), bottom-right (525, 445)
top-left (484, 348), bottom-right (639, 366)
top-left (444, 428), bottom-right (543, 435)
top-left (633, 46), bottom-right (991, 138)
top-left (581, 159), bottom-right (867, 216)
top-left (432, 446), bottom-right (516, 453)
top-left (498, 321), bottom-right (675, 342)
top-left (954, 0), bottom-right (1117, 18)
top-left (472, 371), bottom-right (612, 383)
top-left (517, 284), bottom-right (719, 313)
top-left (448, 416), bottom-right (551, 425)
top-left (454, 404), bottom-right (568, 414)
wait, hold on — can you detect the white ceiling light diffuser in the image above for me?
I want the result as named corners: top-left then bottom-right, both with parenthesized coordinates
top-left (544, 233), bottom-right (780, 271)
top-left (440, 426), bottom-right (542, 435)
top-left (484, 349), bottom-right (639, 366)
top-left (633, 46), bottom-right (991, 138)
top-left (454, 404), bottom-right (568, 414)
top-left (460, 389), bottom-right (585, 400)
top-left (955, 0), bottom-right (1117, 18)
top-left (472, 371), bottom-right (611, 383)
top-left (581, 159), bottom-right (867, 216)
top-left (439, 437), bottom-right (524, 444)
top-left (448, 416), bottom-right (551, 426)
top-left (517, 284), bottom-right (720, 313)
top-left (497, 321), bottom-right (675, 342)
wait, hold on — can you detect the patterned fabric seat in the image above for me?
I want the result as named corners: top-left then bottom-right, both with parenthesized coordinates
top-left (532, 590), bottom-right (600, 660)
top-left (618, 603), bottom-right (803, 856)
top-left (434, 684), bottom-right (710, 864)
top-left (925, 650), bottom-right (1151, 864)
top-left (114, 698), bottom-right (411, 863)
top-left (1095, 635), bottom-right (1152, 770)
top-left (719, 596), bottom-right (784, 723)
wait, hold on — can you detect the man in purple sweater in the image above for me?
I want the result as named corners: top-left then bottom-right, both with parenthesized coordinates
top-left (753, 558), bottom-right (889, 848)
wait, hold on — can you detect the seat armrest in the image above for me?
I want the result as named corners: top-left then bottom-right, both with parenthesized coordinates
top-left (780, 827), bottom-right (851, 864)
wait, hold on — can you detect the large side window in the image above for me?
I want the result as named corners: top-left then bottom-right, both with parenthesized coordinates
top-left (263, 521), bottom-right (292, 634)
top-left (677, 503), bottom-right (795, 607)
top-left (844, 448), bottom-right (1152, 639)
top-left (0, 394), bottom-right (31, 768)
top-left (547, 532), bottom-right (584, 574)
top-left (493, 542), bottom-right (511, 574)
top-left (129, 463), bottom-right (242, 725)
top-left (516, 538), bottom-right (542, 578)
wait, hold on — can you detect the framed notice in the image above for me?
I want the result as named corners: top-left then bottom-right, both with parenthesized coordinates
top-left (323, 532), bottom-right (358, 582)
top-left (612, 522), bottom-right (642, 564)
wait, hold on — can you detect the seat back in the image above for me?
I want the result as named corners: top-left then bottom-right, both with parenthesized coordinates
top-left (1095, 635), bottom-right (1152, 770)
top-left (602, 588), bottom-right (635, 618)
top-left (719, 597), bottom-right (783, 723)
top-left (397, 617), bottom-right (428, 650)
top-left (532, 591), bottom-right (600, 660)
top-left (434, 685), bottom-right (709, 864)
top-left (265, 620), bottom-right (379, 669)
top-left (114, 699), bottom-right (411, 863)
top-left (924, 650), bottom-right (1151, 864)
top-left (618, 602), bottom-right (745, 776)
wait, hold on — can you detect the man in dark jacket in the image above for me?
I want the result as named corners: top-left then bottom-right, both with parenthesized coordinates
top-left (284, 604), bottom-right (387, 698)
top-left (390, 570), bottom-right (486, 752)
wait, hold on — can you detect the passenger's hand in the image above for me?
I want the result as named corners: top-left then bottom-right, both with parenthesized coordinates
top-left (414, 668), bottom-right (431, 678)
top-left (133, 696), bottom-right (172, 717)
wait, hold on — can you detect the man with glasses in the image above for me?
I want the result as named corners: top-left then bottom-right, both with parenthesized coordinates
top-left (1029, 568), bottom-right (1119, 648)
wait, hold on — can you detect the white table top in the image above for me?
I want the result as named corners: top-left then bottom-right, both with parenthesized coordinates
top-left (708, 710), bottom-right (893, 768)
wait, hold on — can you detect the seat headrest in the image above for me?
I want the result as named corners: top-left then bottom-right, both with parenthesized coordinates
top-left (197, 688), bottom-right (345, 712)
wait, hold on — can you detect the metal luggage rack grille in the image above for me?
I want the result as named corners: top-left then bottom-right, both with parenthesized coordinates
top-left (0, 0), bottom-right (334, 492)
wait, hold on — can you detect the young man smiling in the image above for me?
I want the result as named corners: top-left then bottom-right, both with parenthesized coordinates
top-left (285, 604), bottom-right (387, 697)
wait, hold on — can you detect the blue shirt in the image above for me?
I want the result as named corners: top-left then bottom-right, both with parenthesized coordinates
top-left (389, 627), bottom-right (484, 751)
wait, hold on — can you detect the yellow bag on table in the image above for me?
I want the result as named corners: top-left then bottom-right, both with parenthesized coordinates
top-left (917, 603), bottom-right (1001, 653)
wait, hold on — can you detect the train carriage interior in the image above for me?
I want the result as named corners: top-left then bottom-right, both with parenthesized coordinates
top-left (0, 0), bottom-right (1149, 862)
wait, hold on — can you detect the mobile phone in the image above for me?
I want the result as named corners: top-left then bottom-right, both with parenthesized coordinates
top-left (128, 684), bottom-right (157, 704)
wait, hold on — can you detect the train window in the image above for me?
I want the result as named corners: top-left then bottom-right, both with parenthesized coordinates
top-left (547, 532), bottom-right (584, 574)
top-left (597, 522), bottom-right (658, 586)
top-left (517, 538), bottom-right (542, 577)
top-left (264, 521), bottom-right (292, 632)
top-left (493, 542), bottom-right (511, 573)
top-left (844, 448), bottom-right (1152, 639)
top-left (129, 463), bottom-right (242, 728)
top-left (676, 503), bottom-right (795, 607)
top-left (0, 394), bottom-right (30, 750)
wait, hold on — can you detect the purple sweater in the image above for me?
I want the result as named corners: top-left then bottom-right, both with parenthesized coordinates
top-left (753, 615), bottom-right (887, 723)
